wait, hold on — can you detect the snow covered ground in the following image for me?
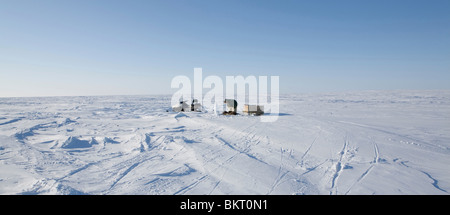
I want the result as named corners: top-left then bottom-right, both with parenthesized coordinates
top-left (1, 90), bottom-right (450, 195)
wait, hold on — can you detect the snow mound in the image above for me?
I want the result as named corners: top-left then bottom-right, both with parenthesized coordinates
top-left (61, 136), bottom-right (96, 149)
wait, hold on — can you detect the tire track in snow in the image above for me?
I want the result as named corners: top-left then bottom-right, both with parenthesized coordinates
top-left (298, 133), bottom-right (320, 167)
top-left (108, 155), bottom-right (161, 191)
top-left (173, 175), bottom-right (208, 195)
top-left (338, 120), bottom-right (450, 154)
top-left (206, 144), bottom-right (242, 195)
top-left (204, 120), bottom-right (271, 194)
top-left (330, 138), bottom-right (348, 195)
top-left (267, 147), bottom-right (289, 194)
top-left (214, 127), bottom-right (268, 165)
top-left (301, 136), bottom-right (317, 161)
top-left (345, 140), bottom-right (380, 195)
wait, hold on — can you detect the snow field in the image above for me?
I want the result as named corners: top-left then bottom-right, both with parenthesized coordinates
top-left (1, 91), bottom-right (449, 194)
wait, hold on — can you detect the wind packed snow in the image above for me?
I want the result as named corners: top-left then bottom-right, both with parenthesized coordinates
top-left (1, 91), bottom-right (450, 195)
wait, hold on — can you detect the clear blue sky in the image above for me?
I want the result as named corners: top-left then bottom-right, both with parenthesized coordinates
top-left (1, 0), bottom-right (449, 96)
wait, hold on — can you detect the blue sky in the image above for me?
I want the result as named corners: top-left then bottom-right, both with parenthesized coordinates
top-left (1, 0), bottom-right (449, 96)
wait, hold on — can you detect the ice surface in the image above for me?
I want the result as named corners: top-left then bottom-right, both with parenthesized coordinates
top-left (0, 91), bottom-right (449, 195)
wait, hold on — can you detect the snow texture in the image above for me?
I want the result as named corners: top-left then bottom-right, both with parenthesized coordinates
top-left (1, 91), bottom-right (450, 195)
